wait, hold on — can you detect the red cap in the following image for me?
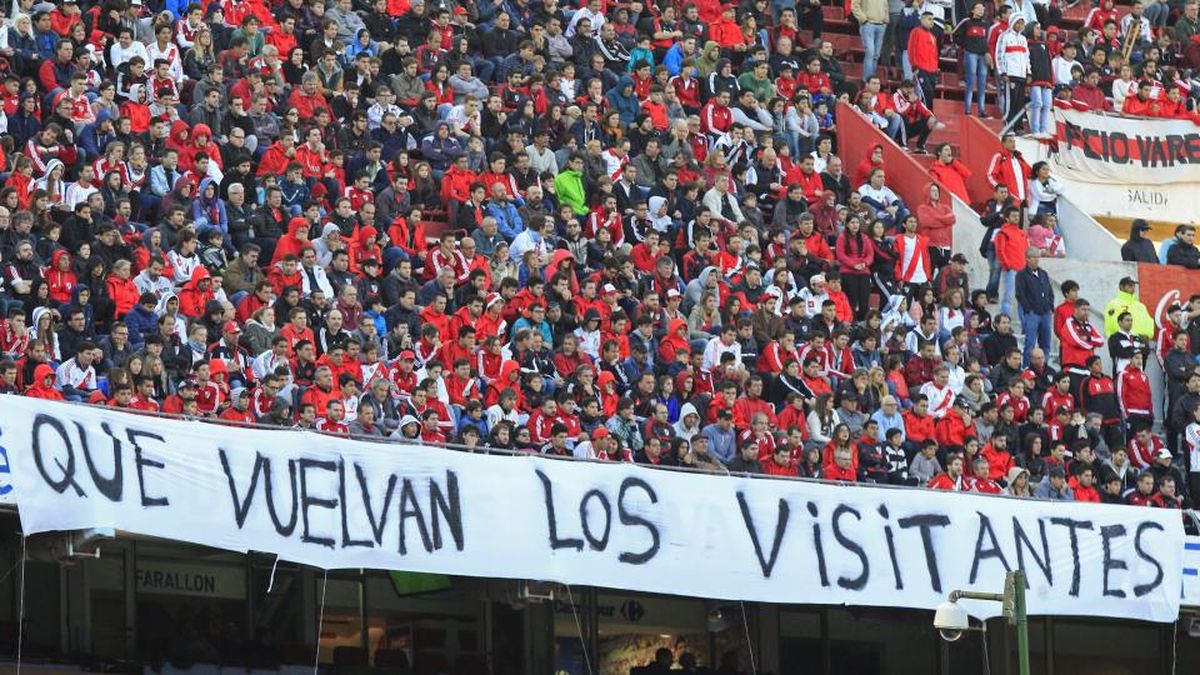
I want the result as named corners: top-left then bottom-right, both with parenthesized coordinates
top-left (592, 427), bottom-right (610, 439)
top-left (223, 321), bottom-right (241, 334)
top-left (666, 288), bottom-right (681, 299)
top-left (453, 6), bottom-right (467, 14)
top-left (399, 350), bottom-right (416, 360)
top-left (602, 283), bottom-right (618, 295)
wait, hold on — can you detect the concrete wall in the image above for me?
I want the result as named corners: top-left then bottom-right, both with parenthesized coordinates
top-left (951, 195), bottom-right (989, 290)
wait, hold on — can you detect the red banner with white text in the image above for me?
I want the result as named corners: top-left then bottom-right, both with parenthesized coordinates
top-left (1138, 263), bottom-right (1200, 335)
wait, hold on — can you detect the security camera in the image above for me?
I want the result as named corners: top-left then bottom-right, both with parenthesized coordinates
top-left (934, 601), bottom-right (970, 642)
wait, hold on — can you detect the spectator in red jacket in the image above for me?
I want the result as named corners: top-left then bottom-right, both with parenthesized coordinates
top-left (916, 182), bottom-right (955, 266)
top-left (1072, 69), bottom-right (1112, 111)
top-left (907, 13), bottom-right (940, 108)
top-left (929, 144), bottom-right (972, 203)
top-left (987, 134), bottom-right (1032, 204)
top-left (834, 216), bottom-right (874, 320)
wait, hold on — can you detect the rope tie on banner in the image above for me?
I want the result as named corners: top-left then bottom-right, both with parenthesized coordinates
top-left (739, 600), bottom-right (757, 675)
top-left (266, 555), bottom-right (280, 594)
top-left (314, 569), bottom-right (328, 675)
top-left (16, 535), bottom-right (27, 675)
top-left (565, 585), bottom-right (595, 675)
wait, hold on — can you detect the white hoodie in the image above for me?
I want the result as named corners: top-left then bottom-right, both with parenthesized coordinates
top-left (995, 20), bottom-right (1031, 79)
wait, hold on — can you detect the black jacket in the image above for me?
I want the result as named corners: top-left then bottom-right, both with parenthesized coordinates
top-left (1121, 226), bottom-right (1158, 263)
top-left (1167, 241), bottom-right (1200, 269)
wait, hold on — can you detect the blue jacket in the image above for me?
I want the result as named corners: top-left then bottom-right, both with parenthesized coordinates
top-left (702, 423), bottom-right (737, 464)
top-left (511, 317), bottom-right (553, 346)
top-left (662, 44), bottom-right (687, 77)
top-left (79, 110), bottom-right (116, 161)
top-left (486, 200), bottom-right (524, 239)
top-left (1014, 266), bottom-right (1054, 315)
top-left (124, 304), bottom-right (159, 346)
top-left (193, 178), bottom-right (229, 233)
top-left (420, 132), bottom-right (464, 171)
top-left (606, 76), bottom-right (640, 126)
top-left (7, 102), bottom-right (41, 149)
top-left (279, 179), bottom-right (311, 210)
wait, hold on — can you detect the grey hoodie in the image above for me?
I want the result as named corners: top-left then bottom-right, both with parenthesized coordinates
top-left (673, 402), bottom-right (702, 441)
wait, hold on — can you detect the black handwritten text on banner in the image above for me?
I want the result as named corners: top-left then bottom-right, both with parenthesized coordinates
top-left (1052, 108), bottom-right (1200, 185)
top-left (1, 399), bottom-right (1183, 622)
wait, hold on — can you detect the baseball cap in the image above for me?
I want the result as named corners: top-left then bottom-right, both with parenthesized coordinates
top-left (602, 283), bottom-right (618, 295)
top-left (951, 253), bottom-right (968, 264)
top-left (177, 379), bottom-right (198, 390)
top-left (666, 288), bottom-right (681, 300)
top-left (1158, 448), bottom-right (1173, 459)
top-left (399, 350), bottom-right (416, 360)
top-left (1118, 276), bottom-right (1137, 287)
top-left (223, 320), bottom-right (241, 334)
top-left (453, 6), bottom-right (467, 14)
top-left (592, 427), bottom-right (610, 439)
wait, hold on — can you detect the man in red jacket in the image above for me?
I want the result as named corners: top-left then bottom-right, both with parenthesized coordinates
top-left (1072, 69), bottom-right (1112, 111)
top-left (1126, 471), bottom-right (1158, 506)
top-left (969, 457), bottom-right (1004, 493)
top-left (1060, 299), bottom-right (1106, 382)
top-left (732, 376), bottom-right (777, 430)
top-left (699, 90), bottom-right (732, 138)
top-left (980, 434), bottom-right (1016, 480)
top-left (299, 365), bottom-right (341, 417)
top-left (907, 12), bottom-right (940, 108)
top-left (1070, 467), bottom-right (1101, 503)
top-left (987, 133), bottom-right (1032, 204)
top-left (1121, 80), bottom-right (1157, 116)
top-left (792, 155), bottom-right (824, 205)
top-left (822, 446), bottom-right (858, 482)
top-left (928, 455), bottom-right (967, 490)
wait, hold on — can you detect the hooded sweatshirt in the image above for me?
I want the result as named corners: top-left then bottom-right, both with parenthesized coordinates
top-left (606, 76), bottom-right (641, 126)
top-left (1120, 220), bottom-right (1158, 264)
top-left (25, 363), bottom-right (63, 400)
top-left (273, 217), bottom-right (310, 264)
top-left (929, 156), bottom-right (971, 203)
top-left (916, 182), bottom-right (956, 248)
top-left (178, 266), bottom-right (214, 318)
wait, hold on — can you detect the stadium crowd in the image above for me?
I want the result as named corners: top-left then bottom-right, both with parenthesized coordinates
top-left (0, 0), bottom-right (1197, 512)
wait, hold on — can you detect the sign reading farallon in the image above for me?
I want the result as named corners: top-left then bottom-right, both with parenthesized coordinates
top-left (134, 560), bottom-right (247, 599)
top-left (1052, 108), bottom-right (1200, 185)
top-left (1, 400), bottom-right (1184, 622)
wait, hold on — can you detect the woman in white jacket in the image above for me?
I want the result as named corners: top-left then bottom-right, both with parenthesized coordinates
top-left (806, 393), bottom-right (842, 451)
top-left (995, 16), bottom-right (1031, 127)
top-left (1027, 161), bottom-right (1065, 217)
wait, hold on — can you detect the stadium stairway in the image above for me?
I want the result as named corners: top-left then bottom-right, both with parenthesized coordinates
top-left (815, 0), bottom-right (1099, 167)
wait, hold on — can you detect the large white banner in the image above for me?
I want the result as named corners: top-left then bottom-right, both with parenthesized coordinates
top-left (0, 399), bottom-right (1184, 622)
top-left (1051, 108), bottom-right (1200, 185)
